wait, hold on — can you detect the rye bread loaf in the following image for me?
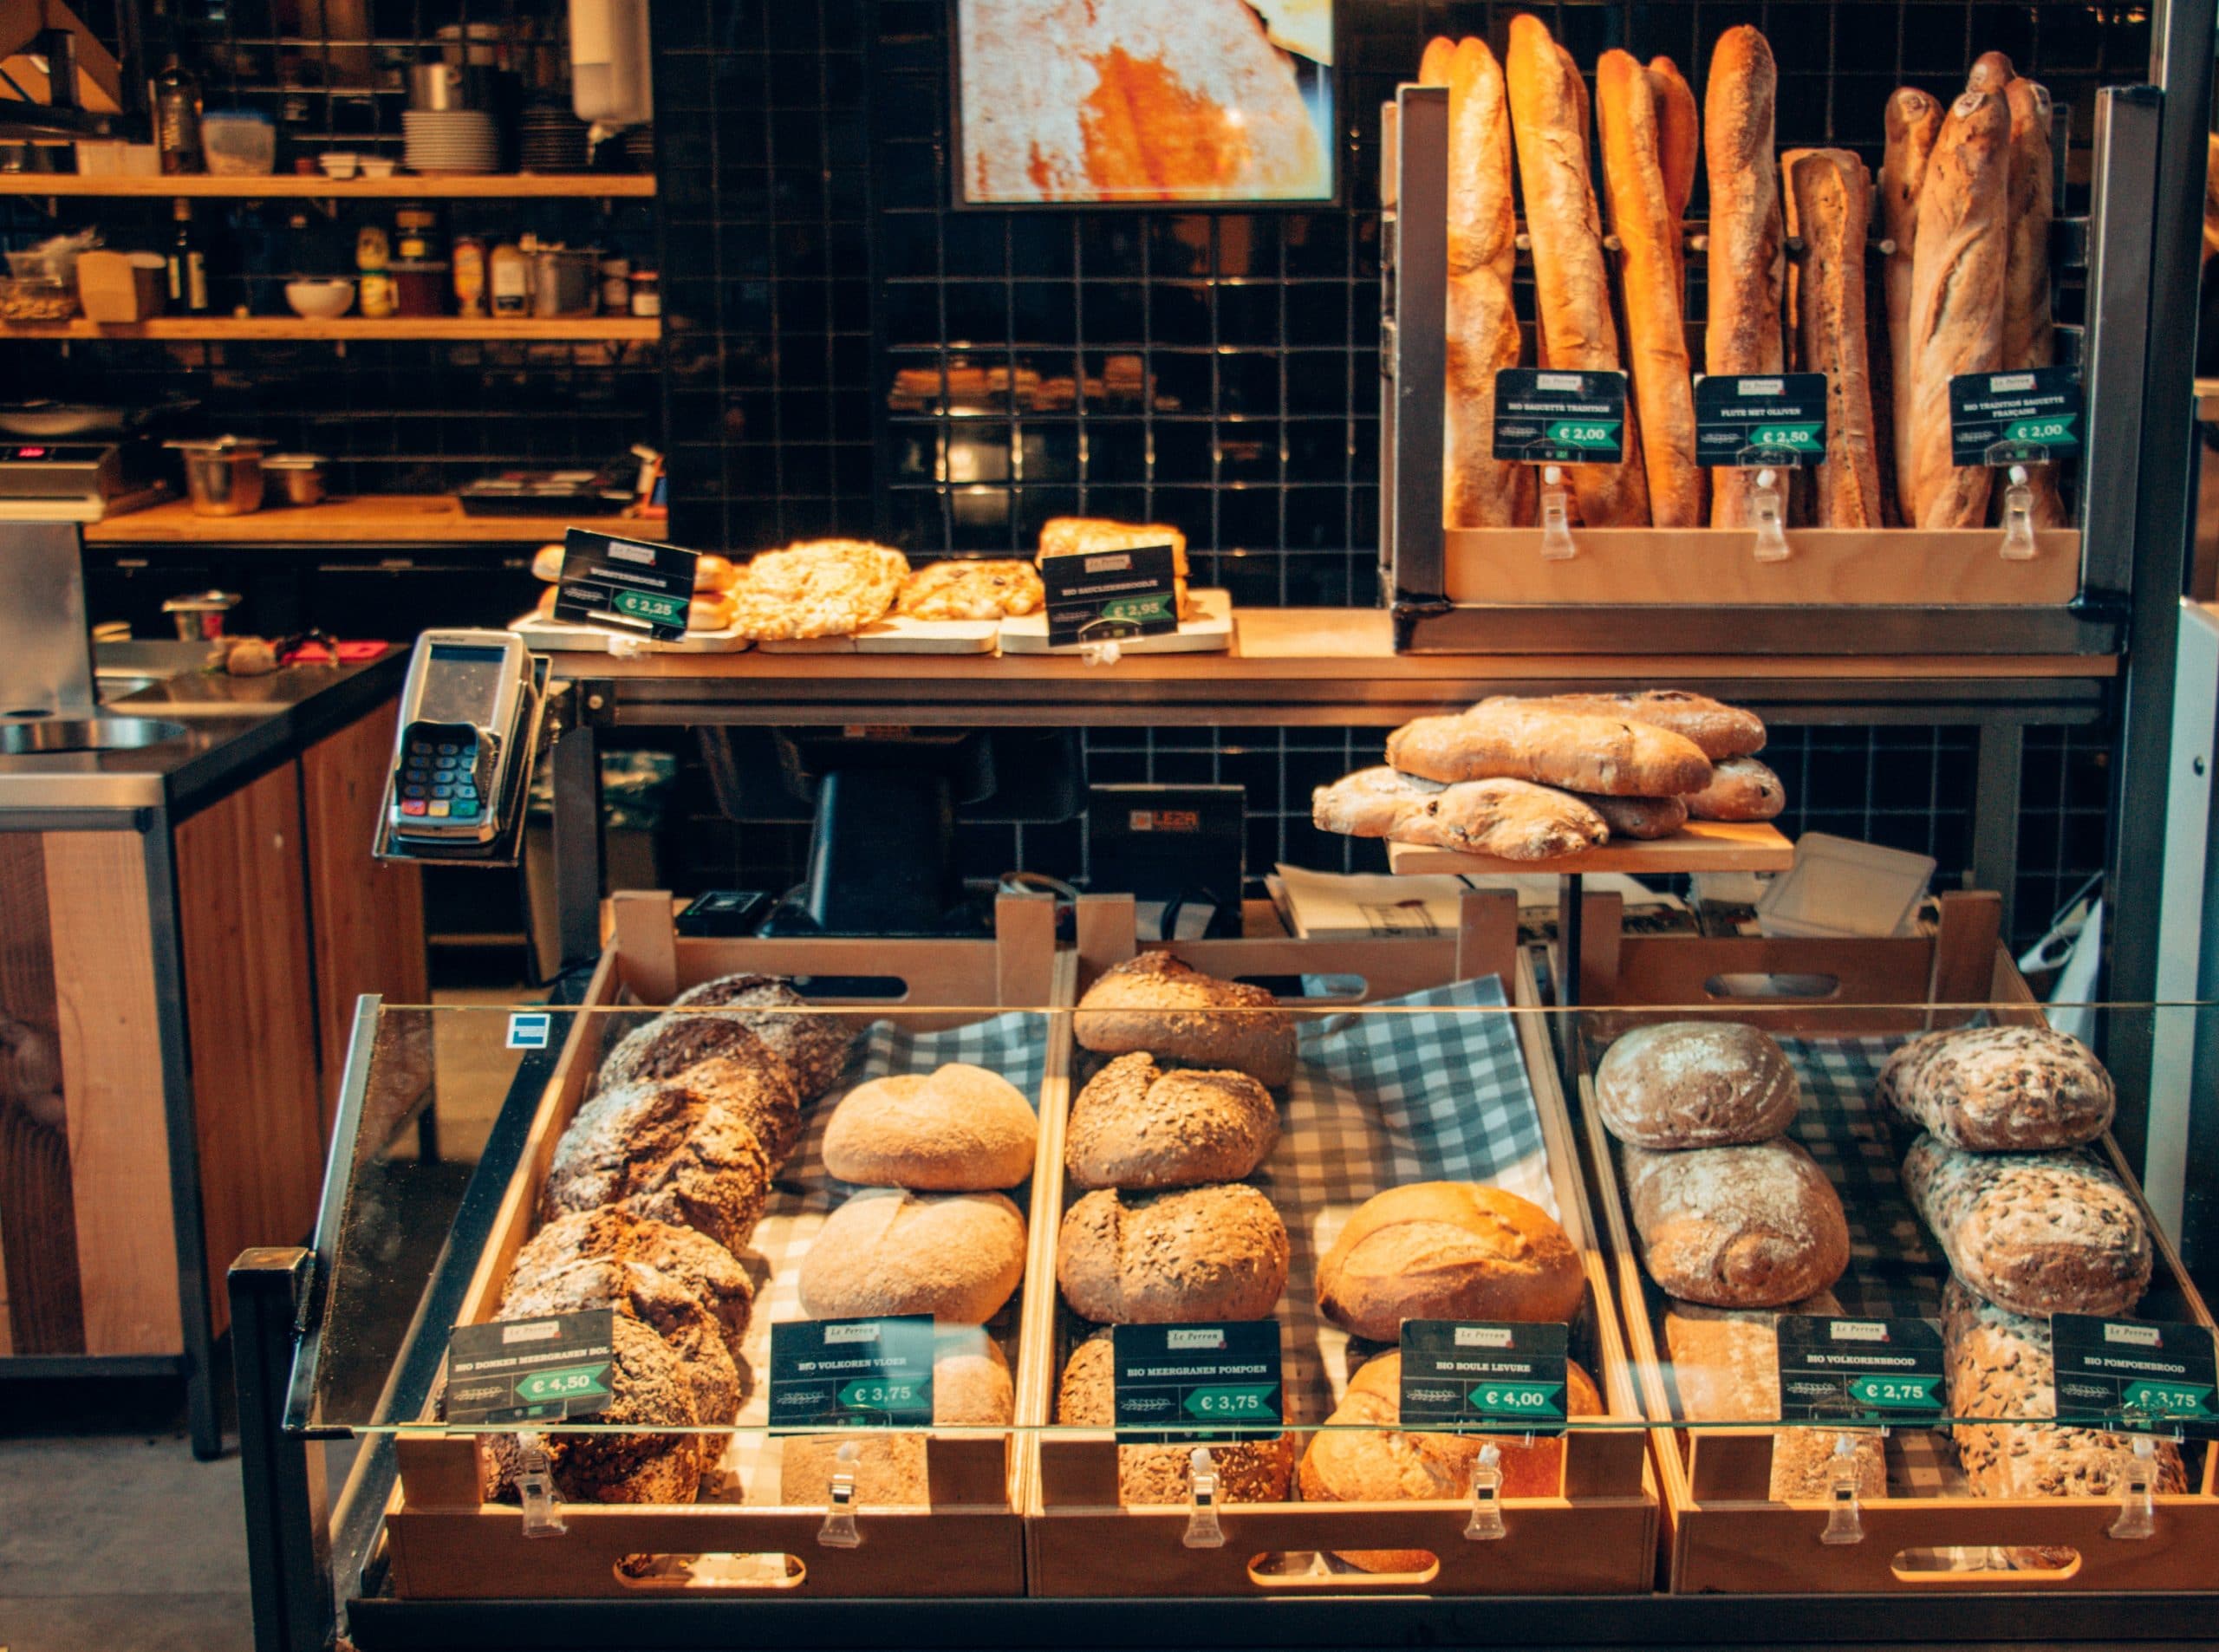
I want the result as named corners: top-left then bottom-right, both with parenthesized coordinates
top-left (798, 1188), bottom-right (1028, 1324)
top-left (474, 1312), bottom-right (703, 1506)
top-left (1074, 952), bottom-right (1296, 1088)
top-left (778, 1330), bottom-right (1013, 1507)
top-left (1311, 766), bottom-right (1610, 860)
top-left (594, 1017), bottom-right (804, 1168)
top-left (1682, 757), bottom-right (1786, 823)
top-left (510, 1207), bottom-right (754, 1363)
top-left (822, 1063), bottom-right (1038, 1191)
top-left (668, 972), bottom-right (856, 1098)
top-left (1315, 1181), bottom-right (1586, 1340)
top-left (1065, 1052), bottom-right (1279, 1191)
top-left (1902, 1135), bottom-right (2151, 1317)
top-left (1623, 1138), bottom-right (1850, 1307)
top-left (1504, 690), bottom-right (1767, 760)
top-left (1877, 1026), bottom-right (2114, 1152)
top-left (1387, 700), bottom-right (1714, 797)
top-left (543, 1078), bottom-right (775, 1254)
top-left (1594, 1021), bottom-right (1800, 1149)
top-left (1057, 1330), bottom-right (1296, 1506)
top-left (1572, 791), bottom-right (1689, 841)
top-left (1057, 1182), bottom-right (1290, 1324)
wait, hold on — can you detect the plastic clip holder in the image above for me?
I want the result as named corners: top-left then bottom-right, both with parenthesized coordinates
top-left (1999, 464), bottom-right (2038, 561)
top-left (1183, 1447), bottom-right (1227, 1549)
top-left (1750, 468), bottom-right (1790, 563)
top-left (818, 1441), bottom-right (863, 1550)
top-left (514, 1435), bottom-right (568, 1538)
top-left (1819, 1434), bottom-right (1866, 1545)
top-left (1539, 466), bottom-right (1575, 561)
top-left (2109, 1435), bottom-right (2159, 1541)
top-left (1078, 637), bottom-right (1124, 667)
top-left (1465, 1441), bottom-right (1507, 1541)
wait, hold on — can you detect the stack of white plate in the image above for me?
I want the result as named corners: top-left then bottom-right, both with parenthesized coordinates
top-left (402, 109), bottom-right (499, 174)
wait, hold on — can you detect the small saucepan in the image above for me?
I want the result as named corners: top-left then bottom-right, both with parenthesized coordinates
top-left (167, 436), bottom-right (267, 517)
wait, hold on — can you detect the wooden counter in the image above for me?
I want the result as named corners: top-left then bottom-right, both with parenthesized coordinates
top-left (86, 494), bottom-right (665, 547)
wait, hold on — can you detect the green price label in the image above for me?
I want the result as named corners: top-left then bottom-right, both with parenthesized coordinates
top-left (2123, 1381), bottom-right (2215, 1417)
top-left (1749, 423), bottom-right (1824, 452)
top-left (1846, 1374), bottom-right (1943, 1409)
top-left (514, 1363), bottom-right (611, 1404)
top-left (2003, 415), bottom-right (2077, 446)
top-left (612, 589), bottom-right (687, 625)
top-left (1184, 1385), bottom-right (1278, 1419)
top-left (1469, 1381), bottom-right (1565, 1416)
top-left (839, 1377), bottom-right (930, 1411)
top-left (1102, 594), bottom-right (1175, 624)
top-left (1545, 420), bottom-right (1621, 451)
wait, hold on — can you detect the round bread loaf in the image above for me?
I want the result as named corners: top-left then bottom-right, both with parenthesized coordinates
top-left (1074, 953), bottom-right (1296, 1088)
top-left (670, 972), bottom-right (857, 1098)
top-left (543, 1078), bottom-right (774, 1253)
top-left (1683, 756), bottom-right (1786, 823)
top-left (1057, 1330), bottom-right (1295, 1506)
top-left (511, 1208), bottom-right (754, 1363)
top-left (1315, 1182), bottom-right (1586, 1340)
top-left (798, 1188), bottom-right (1027, 1324)
top-left (1064, 1052), bottom-right (1280, 1191)
top-left (1877, 1025), bottom-right (2115, 1151)
top-left (1622, 1139), bottom-right (1850, 1307)
top-left (474, 1313), bottom-right (702, 1505)
top-left (594, 1016), bottom-right (804, 1167)
top-left (778, 1331), bottom-right (1013, 1507)
top-left (822, 1063), bottom-right (1038, 1191)
top-left (1593, 1021), bottom-right (1800, 1149)
top-left (1057, 1183), bottom-right (1290, 1324)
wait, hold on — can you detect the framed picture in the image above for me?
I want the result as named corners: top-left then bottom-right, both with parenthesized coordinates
top-left (950, 0), bottom-right (1338, 208)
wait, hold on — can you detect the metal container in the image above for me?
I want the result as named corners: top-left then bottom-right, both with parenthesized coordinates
top-left (530, 246), bottom-right (598, 316)
top-left (409, 62), bottom-right (494, 110)
top-left (168, 437), bottom-right (265, 517)
top-left (161, 589), bottom-right (241, 641)
top-left (265, 453), bottom-right (328, 506)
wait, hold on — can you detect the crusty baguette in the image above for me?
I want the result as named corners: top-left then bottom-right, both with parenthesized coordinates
top-left (1881, 88), bottom-right (1945, 526)
top-left (1966, 50), bottom-right (2015, 96)
top-left (1573, 791), bottom-right (1689, 839)
top-left (1419, 33), bottom-right (1454, 84)
top-left (1649, 55), bottom-right (1699, 293)
top-left (1386, 701), bottom-right (1713, 797)
top-left (1905, 90), bottom-right (2011, 527)
top-left (1506, 15), bottom-right (1648, 525)
top-left (1435, 37), bottom-right (1531, 527)
top-left (1599, 49), bottom-right (1703, 526)
top-left (1501, 689), bottom-right (1767, 758)
top-left (2004, 77), bottom-right (2066, 528)
top-left (1703, 26), bottom-right (1786, 528)
top-left (1782, 148), bottom-right (1884, 525)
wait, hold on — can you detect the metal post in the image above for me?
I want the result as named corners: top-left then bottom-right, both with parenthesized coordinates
top-left (1972, 725), bottom-right (2023, 941)
top-left (231, 1246), bottom-right (334, 1652)
top-left (550, 693), bottom-right (604, 970)
top-left (2075, 87), bottom-right (2163, 604)
top-left (1384, 84), bottom-right (1448, 640)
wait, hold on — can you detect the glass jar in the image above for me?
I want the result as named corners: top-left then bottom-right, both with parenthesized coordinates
top-left (599, 256), bottom-right (630, 312)
top-left (390, 262), bottom-right (449, 317)
top-left (628, 268), bottom-right (660, 318)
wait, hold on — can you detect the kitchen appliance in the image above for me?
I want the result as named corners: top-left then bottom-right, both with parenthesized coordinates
top-left (0, 401), bottom-right (178, 521)
top-left (374, 628), bottom-right (548, 865)
top-left (168, 435), bottom-right (264, 516)
top-left (458, 460), bottom-right (633, 517)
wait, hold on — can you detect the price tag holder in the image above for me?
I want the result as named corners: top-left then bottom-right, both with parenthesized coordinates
top-left (1491, 368), bottom-right (1629, 465)
top-left (2051, 1314), bottom-right (2219, 1437)
top-left (1694, 373), bottom-right (1830, 468)
top-left (1399, 1319), bottom-right (1570, 1435)
top-left (550, 525), bottom-right (701, 641)
top-left (446, 1310), bottom-right (615, 1428)
top-left (1112, 1321), bottom-right (1283, 1443)
top-left (1773, 1316), bottom-right (1946, 1423)
top-left (1041, 543), bottom-right (1181, 648)
top-left (1949, 366), bottom-right (2084, 466)
top-left (766, 1314), bottom-right (938, 1431)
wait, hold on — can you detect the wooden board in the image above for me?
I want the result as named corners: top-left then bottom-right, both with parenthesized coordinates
top-left (3, 174), bottom-right (655, 198)
top-left (88, 496), bottom-right (666, 547)
top-left (998, 589), bottom-right (1235, 655)
top-left (511, 613), bottom-right (752, 655)
top-left (758, 616), bottom-right (1001, 655)
top-left (0, 834), bottom-right (83, 1356)
top-left (1444, 528), bottom-right (2081, 608)
top-left (1386, 820), bottom-right (1795, 876)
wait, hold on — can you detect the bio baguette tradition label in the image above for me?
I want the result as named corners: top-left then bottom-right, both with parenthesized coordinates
top-left (2051, 1314), bottom-right (2219, 1437)
top-left (445, 1310), bottom-right (615, 1427)
top-left (1112, 1321), bottom-right (1284, 1444)
top-left (1948, 366), bottom-right (2084, 466)
top-left (766, 1314), bottom-right (937, 1430)
top-left (1398, 1319), bottom-right (1571, 1434)
top-left (1773, 1316), bottom-right (1947, 1423)
top-left (1693, 373), bottom-right (1830, 468)
top-left (1491, 368), bottom-right (1630, 465)
top-left (551, 526), bottom-right (701, 641)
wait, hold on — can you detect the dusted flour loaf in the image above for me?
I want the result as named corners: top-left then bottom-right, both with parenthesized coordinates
top-left (1314, 1181), bottom-right (1586, 1340)
top-left (822, 1063), bottom-right (1038, 1191)
top-left (594, 1015), bottom-right (804, 1167)
top-left (1877, 1026), bottom-right (2115, 1152)
top-left (778, 1330), bottom-right (1014, 1507)
top-left (1682, 758), bottom-right (1786, 823)
top-left (509, 1207), bottom-right (754, 1363)
top-left (1623, 1138), bottom-right (1849, 1307)
top-left (543, 1077), bottom-right (775, 1254)
top-left (1064, 1052), bottom-right (1279, 1190)
top-left (798, 1188), bottom-right (1028, 1324)
top-left (1058, 1183), bottom-right (1290, 1324)
top-left (1903, 1135), bottom-right (2151, 1317)
top-left (1311, 766), bottom-right (1610, 860)
top-left (1593, 1021), bottom-right (1800, 1149)
top-left (668, 972), bottom-right (857, 1099)
top-left (1387, 700), bottom-right (1714, 798)
top-left (1500, 691), bottom-right (1767, 760)
top-left (475, 1313), bottom-right (704, 1506)
top-left (1056, 1330), bottom-right (1295, 1505)
top-left (1074, 952), bottom-right (1296, 1088)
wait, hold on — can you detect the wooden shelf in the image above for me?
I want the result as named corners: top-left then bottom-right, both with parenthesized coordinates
top-left (0, 315), bottom-right (660, 341)
top-left (1385, 821), bottom-right (1797, 876)
top-left (85, 494), bottom-right (667, 547)
top-left (0, 173), bottom-right (654, 198)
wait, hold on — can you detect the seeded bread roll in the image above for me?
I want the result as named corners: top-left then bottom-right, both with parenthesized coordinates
top-left (778, 1330), bottom-right (1013, 1507)
top-left (474, 1313), bottom-right (702, 1506)
top-left (1074, 953), bottom-right (1296, 1088)
top-left (1057, 1183), bottom-right (1290, 1324)
top-left (668, 972), bottom-right (856, 1099)
top-left (798, 1188), bottom-right (1027, 1324)
top-left (543, 1078), bottom-right (774, 1254)
top-left (1057, 1329), bottom-right (1296, 1505)
top-left (1315, 1181), bottom-right (1586, 1340)
top-left (1877, 1026), bottom-right (2115, 1152)
top-left (1502, 690), bottom-right (1767, 760)
top-left (1624, 1138), bottom-right (1849, 1308)
top-left (1682, 757), bottom-right (1786, 823)
top-left (822, 1063), bottom-right (1038, 1191)
top-left (1572, 791), bottom-right (1689, 840)
top-left (1594, 1021), bottom-right (1800, 1149)
top-left (1064, 1053), bottom-right (1279, 1191)
top-left (510, 1208), bottom-right (754, 1363)
top-left (1902, 1135), bottom-right (2151, 1317)
top-left (1388, 701), bottom-right (1714, 797)
top-left (594, 1016), bottom-right (804, 1167)
top-left (1311, 766), bottom-right (1610, 860)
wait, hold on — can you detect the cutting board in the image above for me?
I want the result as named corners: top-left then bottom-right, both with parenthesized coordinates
top-left (508, 613), bottom-right (753, 654)
top-left (999, 589), bottom-right (1234, 654)
top-left (756, 615), bottom-right (999, 654)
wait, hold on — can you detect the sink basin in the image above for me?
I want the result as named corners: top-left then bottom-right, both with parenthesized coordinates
top-left (0, 716), bottom-right (190, 754)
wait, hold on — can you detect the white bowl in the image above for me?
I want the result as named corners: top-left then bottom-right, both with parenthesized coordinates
top-left (359, 157), bottom-right (399, 178)
top-left (317, 152), bottom-right (361, 179)
top-left (285, 278), bottom-right (356, 319)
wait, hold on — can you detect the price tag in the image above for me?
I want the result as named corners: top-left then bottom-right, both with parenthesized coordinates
top-left (446, 1310), bottom-right (615, 1427)
top-left (1949, 366), bottom-right (2084, 466)
top-left (1041, 543), bottom-right (1181, 648)
top-left (551, 526), bottom-right (701, 641)
top-left (1490, 368), bottom-right (1630, 465)
top-left (1694, 373), bottom-right (1830, 468)
top-left (1773, 1317), bottom-right (1946, 1423)
top-left (766, 1315), bottom-right (937, 1431)
top-left (2051, 1314), bottom-right (2219, 1437)
top-left (1112, 1321), bottom-right (1283, 1443)
top-left (1399, 1320), bottom-right (1570, 1435)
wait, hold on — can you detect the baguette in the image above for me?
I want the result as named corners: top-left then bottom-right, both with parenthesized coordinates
top-left (1703, 26), bottom-right (1786, 528)
top-left (1966, 50), bottom-right (2016, 96)
top-left (1503, 688), bottom-right (1767, 758)
top-left (1783, 149), bottom-right (1884, 525)
top-left (1419, 34), bottom-right (1454, 84)
top-left (1905, 91), bottom-right (2011, 527)
top-left (1599, 49), bottom-right (1703, 526)
top-left (1506, 15), bottom-right (1648, 526)
top-left (1682, 756), bottom-right (1785, 822)
top-left (1387, 700), bottom-right (1714, 797)
top-left (2004, 77), bottom-right (2066, 528)
top-left (1881, 88), bottom-right (1945, 525)
top-left (1649, 56), bottom-right (1699, 293)
top-left (1435, 37), bottom-right (1531, 527)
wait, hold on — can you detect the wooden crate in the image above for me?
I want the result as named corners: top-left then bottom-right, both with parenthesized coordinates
top-left (382, 891), bottom-right (1063, 1600)
top-left (1565, 889), bottom-right (2219, 1594)
top-left (1021, 892), bottom-right (1656, 1597)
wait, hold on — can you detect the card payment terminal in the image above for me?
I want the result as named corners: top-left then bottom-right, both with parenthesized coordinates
top-left (378, 629), bottom-right (543, 859)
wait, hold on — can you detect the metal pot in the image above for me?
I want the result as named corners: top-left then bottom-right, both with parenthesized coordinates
top-left (168, 437), bottom-right (266, 517)
top-left (265, 453), bottom-right (328, 506)
top-left (410, 61), bottom-right (495, 110)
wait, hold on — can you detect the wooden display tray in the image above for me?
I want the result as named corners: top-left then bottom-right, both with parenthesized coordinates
top-left (1387, 820), bottom-right (1794, 877)
top-left (1565, 890), bottom-right (2219, 1595)
top-left (511, 613), bottom-right (753, 654)
top-left (1019, 892), bottom-right (1657, 1598)
top-left (999, 589), bottom-right (1234, 655)
top-left (381, 893), bottom-right (1063, 1601)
